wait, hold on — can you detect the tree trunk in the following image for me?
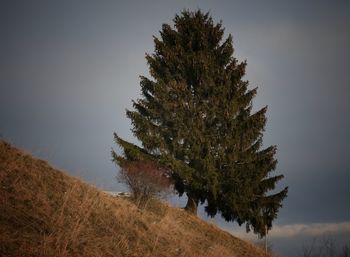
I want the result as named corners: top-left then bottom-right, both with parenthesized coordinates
top-left (184, 195), bottom-right (198, 215)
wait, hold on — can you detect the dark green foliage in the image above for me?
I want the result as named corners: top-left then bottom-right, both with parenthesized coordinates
top-left (112, 10), bottom-right (287, 236)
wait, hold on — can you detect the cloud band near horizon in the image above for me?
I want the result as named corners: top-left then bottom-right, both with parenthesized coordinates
top-left (228, 221), bottom-right (350, 239)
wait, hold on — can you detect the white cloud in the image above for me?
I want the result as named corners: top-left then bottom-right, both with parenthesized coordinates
top-left (226, 221), bottom-right (350, 239)
top-left (269, 222), bottom-right (350, 238)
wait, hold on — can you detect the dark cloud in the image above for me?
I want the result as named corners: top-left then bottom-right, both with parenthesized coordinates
top-left (1, 1), bottom-right (350, 256)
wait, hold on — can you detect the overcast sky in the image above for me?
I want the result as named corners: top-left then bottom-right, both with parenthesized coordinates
top-left (1, 1), bottom-right (350, 256)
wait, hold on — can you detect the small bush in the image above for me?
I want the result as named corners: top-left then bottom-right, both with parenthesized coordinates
top-left (117, 160), bottom-right (173, 208)
top-left (299, 235), bottom-right (350, 257)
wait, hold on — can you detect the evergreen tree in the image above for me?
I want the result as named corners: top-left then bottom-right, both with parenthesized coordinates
top-left (112, 10), bottom-right (287, 236)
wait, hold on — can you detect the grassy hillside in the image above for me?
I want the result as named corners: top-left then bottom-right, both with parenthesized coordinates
top-left (0, 140), bottom-right (269, 257)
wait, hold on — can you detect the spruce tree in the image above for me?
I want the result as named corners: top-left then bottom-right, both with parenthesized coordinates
top-left (112, 10), bottom-right (287, 236)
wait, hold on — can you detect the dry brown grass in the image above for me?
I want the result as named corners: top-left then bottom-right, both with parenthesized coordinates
top-left (0, 140), bottom-right (270, 257)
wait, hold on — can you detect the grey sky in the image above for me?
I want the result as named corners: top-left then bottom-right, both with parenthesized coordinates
top-left (1, 1), bottom-right (350, 256)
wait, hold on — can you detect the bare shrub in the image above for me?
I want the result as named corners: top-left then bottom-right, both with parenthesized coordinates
top-left (299, 235), bottom-right (350, 257)
top-left (117, 160), bottom-right (173, 208)
top-left (340, 245), bottom-right (350, 257)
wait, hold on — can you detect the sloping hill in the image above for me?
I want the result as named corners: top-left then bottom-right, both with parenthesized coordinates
top-left (0, 140), bottom-right (268, 257)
